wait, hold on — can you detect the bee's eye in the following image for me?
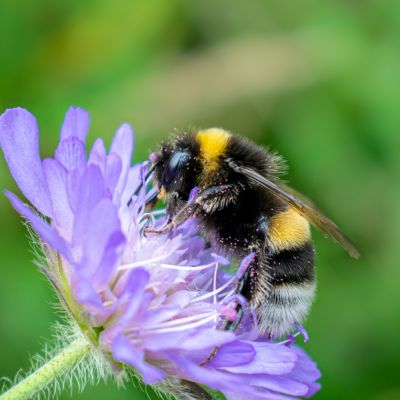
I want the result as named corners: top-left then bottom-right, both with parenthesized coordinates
top-left (162, 151), bottom-right (190, 186)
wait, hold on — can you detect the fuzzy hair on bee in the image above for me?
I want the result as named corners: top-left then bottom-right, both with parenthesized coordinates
top-left (145, 128), bottom-right (359, 339)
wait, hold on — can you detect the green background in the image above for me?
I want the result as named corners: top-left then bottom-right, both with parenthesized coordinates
top-left (0, 1), bottom-right (399, 399)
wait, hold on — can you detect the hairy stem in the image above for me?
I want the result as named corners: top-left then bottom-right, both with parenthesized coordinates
top-left (1, 337), bottom-right (91, 400)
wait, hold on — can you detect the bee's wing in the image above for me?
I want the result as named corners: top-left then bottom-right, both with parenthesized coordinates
top-left (228, 161), bottom-right (360, 259)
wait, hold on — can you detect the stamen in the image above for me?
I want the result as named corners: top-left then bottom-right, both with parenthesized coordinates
top-left (140, 313), bottom-right (218, 334)
top-left (213, 263), bottom-right (218, 305)
top-left (133, 312), bottom-right (217, 333)
top-left (118, 252), bottom-right (175, 271)
top-left (220, 289), bottom-right (235, 301)
top-left (159, 262), bottom-right (217, 271)
top-left (277, 331), bottom-right (301, 346)
top-left (212, 264), bottom-right (219, 325)
top-left (193, 275), bottom-right (236, 302)
top-left (150, 210), bottom-right (166, 217)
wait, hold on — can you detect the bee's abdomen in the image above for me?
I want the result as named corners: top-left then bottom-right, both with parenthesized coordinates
top-left (269, 241), bottom-right (315, 285)
top-left (255, 241), bottom-right (316, 338)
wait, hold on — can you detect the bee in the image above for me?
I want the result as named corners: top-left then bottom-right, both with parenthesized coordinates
top-left (144, 128), bottom-right (359, 338)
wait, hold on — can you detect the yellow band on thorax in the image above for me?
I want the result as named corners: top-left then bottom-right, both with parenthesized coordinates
top-left (196, 128), bottom-right (230, 174)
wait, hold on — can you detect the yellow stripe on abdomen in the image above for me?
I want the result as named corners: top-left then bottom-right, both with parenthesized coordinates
top-left (196, 128), bottom-right (230, 174)
top-left (269, 207), bottom-right (311, 251)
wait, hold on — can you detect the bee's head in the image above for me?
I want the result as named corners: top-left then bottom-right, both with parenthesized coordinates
top-left (152, 137), bottom-right (200, 200)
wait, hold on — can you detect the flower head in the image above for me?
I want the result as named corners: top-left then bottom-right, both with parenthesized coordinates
top-left (0, 107), bottom-right (321, 399)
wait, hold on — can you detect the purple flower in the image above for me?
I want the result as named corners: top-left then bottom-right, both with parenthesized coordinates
top-left (0, 107), bottom-right (321, 399)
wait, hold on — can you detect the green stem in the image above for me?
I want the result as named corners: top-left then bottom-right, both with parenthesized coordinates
top-left (1, 337), bottom-right (91, 400)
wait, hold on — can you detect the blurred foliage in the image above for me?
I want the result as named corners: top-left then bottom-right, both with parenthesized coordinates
top-left (1, 1), bottom-right (399, 399)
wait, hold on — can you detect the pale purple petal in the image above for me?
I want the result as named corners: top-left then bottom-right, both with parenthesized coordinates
top-left (116, 268), bottom-right (150, 325)
top-left (60, 107), bottom-right (89, 142)
top-left (243, 374), bottom-right (310, 396)
top-left (138, 305), bottom-right (183, 327)
top-left (83, 198), bottom-right (124, 279)
top-left (120, 165), bottom-right (141, 209)
top-left (167, 355), bottom-right (273, 399)
top-left (225, 389), bottom-right (295, 400)
top-left (220, 342), bottom-right (296, 375)
top-left (112, 334), bottom-right (164, 384)
top-left (289, 347), bottom-right (322, 384)
top-left (71, 272), bottom-right (104, 309)
top-left (95, 230), bottom-right (126, 286)
top-left (178, 329), bottom-right (236, 351)
top-left (5, 190), bottom-right (72, 261)
top-left (168, 355), bottom-right (237, 391)
top-left (88, 137), bottom-right (106, 173)
top-left (0, 108), bottom-right (52, 216)
top-left (208, 341), bottom-right (255, 368)
top-left (42, 158), bottom-right (73, 240)
top-left (55, 137), bottom-right (86, 171)
top-left (143, 331), bottom-right (195, 352)
top-left (164, 290), bottom-right (194, 308)
top-left (304, 383), bottom-right (321, 398)
top-left (68, 165), bottom-right (109, 245)
top-left (105, 153), bottom-right (122, 195)
top-left (110, 123), bottom-right (134, 197)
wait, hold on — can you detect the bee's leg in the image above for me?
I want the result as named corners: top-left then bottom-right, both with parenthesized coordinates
top-left (145, 183), bottom-right (241, 235)
top-left (196, 183), bottom-right (241, 214)
top-left (144, 201), bottom-right (200, 234)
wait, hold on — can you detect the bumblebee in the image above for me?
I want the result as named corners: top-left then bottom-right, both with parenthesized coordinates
top-left (145, 128), bottom-right (359, 338)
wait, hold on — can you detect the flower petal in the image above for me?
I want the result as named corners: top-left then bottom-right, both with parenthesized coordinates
top-left (117, 268), bottom-right (151, 324)
top-left (120, 165), bottom-right (141, 211)
top-left (71, 272), bottom-right (103, 309)
top-left (60, 107), bottom-right (89, 142)
top-left (105, 153), bottom-right (122, 195)
top-left (225, 389), bottom-right (295, 400)
top-left (289, 347), bottom-right (322, 384)
top-left (112, 334), bottom-right (164, 384)
top-left (83, 198), bottom-right (124, 281)
top-left (168, 355), bottom-right (272, 399)
top-left (55, 137), bottom-right (86, 171)
top-left (95, 230), bottom-right (126, 286)
top-left (179, 328), bottom-right (236, 351)
top-left (304, 382), bottom-right (321, 398)
top-left (42, 158), bottom-right (73, 240)
top-left (88, 137), bottom-right (106, 173)
top-left (5, 190), bottom-right (72, 261)
top-left (220, 342), bottom-right (296, 375)
top-left (67, 165), bottom-right (109, 245)
top-left (110, 123), bottom-right (134, 198)
top-left (243, 374), bottom-right (310, 397)
top-left (0, 108), bottom-right (52, 216)
top-left (208, 340), bottom-right (255, 368)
